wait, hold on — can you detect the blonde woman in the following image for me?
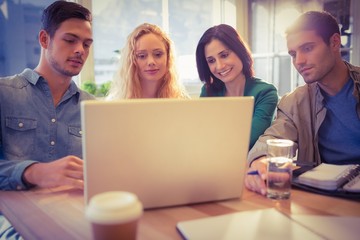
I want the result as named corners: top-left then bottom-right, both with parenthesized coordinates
top-left (107, 23), bottom-right (188, 99)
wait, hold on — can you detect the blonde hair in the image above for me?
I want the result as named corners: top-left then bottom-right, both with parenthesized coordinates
top-left (107, 23), bottom-right (188, 99)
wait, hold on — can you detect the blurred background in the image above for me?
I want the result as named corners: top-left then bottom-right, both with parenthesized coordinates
top-left (0, 0), bottom-right (357, 97)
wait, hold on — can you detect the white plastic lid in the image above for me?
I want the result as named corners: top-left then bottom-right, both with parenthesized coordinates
top-left (85, 191), bottom-right (143, 224)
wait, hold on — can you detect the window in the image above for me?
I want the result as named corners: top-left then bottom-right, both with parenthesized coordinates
top-left (1, 0), bottom-right (356, 97)
top-left (250, 0), bottom-right (353, 96)
top-left (0, 0), bottom-right (55, 77)
top-left (0, 0), bottom-right (237, 95)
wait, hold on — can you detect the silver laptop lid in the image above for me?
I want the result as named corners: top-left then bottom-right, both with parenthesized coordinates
top-left (82, 97), bottom-right (254, 209)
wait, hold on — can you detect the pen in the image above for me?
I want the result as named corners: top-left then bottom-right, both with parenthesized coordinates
top-left (246, 161), bottom-right (315, 175)
top-left (247, 170), bottom-right (259, 175)
top-left (293, 161), bottom-right (317, 167)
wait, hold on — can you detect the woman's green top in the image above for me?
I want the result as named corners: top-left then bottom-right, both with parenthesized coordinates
top-left (200, 77), bottom-right (278, 149)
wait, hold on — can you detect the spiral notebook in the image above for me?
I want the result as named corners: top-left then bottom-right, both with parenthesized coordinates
top-left (293, 163), bottom-right (360, 198)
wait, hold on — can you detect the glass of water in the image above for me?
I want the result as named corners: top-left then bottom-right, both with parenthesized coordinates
top-left (266, 139), bottom-right (294, 199)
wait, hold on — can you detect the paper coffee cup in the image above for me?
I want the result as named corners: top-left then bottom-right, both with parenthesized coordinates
top-left (85, 191), bottom-right (143, 240)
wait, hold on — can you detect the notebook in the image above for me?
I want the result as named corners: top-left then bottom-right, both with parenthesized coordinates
top-left (176, 208), bottom-right (323, 240)
top-left (292, 163), bottom-right (360, 199)
top-left (81, 97), bottom-right (254, 209)
top-left (296, 163), bottom-right (360, 191)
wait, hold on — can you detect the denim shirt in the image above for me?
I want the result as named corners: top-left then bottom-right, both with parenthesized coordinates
top-left (0, 69), bottom-right (95, 190)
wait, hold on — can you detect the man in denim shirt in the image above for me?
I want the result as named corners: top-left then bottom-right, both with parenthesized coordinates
top-left (0, 1), bottom-right (94, 238)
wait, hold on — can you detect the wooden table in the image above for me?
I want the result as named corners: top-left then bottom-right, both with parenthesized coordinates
top-left (0, 187), bottom-right (359, 240)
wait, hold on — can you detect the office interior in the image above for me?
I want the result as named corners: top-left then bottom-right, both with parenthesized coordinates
top-left (1, 0), bottom-right (358, 97)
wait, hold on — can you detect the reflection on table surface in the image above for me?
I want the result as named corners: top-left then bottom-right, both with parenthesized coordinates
top-left (0, 186), bottom-right (359, 240)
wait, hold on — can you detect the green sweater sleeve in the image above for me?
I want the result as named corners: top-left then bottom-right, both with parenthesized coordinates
top-left (245, 79), bottom-right (278, 149)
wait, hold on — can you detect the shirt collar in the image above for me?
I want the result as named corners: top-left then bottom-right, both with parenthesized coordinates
top-left (22, 68), bottom-right (80, 98)
top-left (21, 68), bottom-right (41, 85)
top-left (68, 80), bottom-right (81, 96)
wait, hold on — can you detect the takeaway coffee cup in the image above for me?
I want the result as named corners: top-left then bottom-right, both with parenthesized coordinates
top-left (85, 191), bottom-right (143, 240)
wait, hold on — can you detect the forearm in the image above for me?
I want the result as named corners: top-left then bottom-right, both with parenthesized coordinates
top-left (0, 159), bottom-right (38, 190)
top-left (19, 156), bottom-right (84, 189)
top-left (22, 162), bottom-right (43, 187)
top-left (248, 139), bottom-right (268, 166)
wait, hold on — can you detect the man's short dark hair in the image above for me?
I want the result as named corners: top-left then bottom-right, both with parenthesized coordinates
top-left (285, 11), bottom-right (340, 45)
top-left (41, 0), bottom-right (92, 37)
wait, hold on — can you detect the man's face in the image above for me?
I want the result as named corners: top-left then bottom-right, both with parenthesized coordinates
top-left (45, 18), bottom-right (93, 77)
top-left (287, 30), bottom-right (338, 84)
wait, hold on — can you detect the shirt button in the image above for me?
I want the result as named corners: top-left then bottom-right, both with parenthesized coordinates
top-left (18, 122), bottom-right (24, 128)
top-left (50, 141), bottom-right (55, 146)
top-left (51, 118), bottom-right (56, 123)
top-left (79, 130), bottom-right (82, 135)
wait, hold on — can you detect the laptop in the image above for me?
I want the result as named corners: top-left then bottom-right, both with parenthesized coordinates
top-left (81, 97), bottom-right (254, 209)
